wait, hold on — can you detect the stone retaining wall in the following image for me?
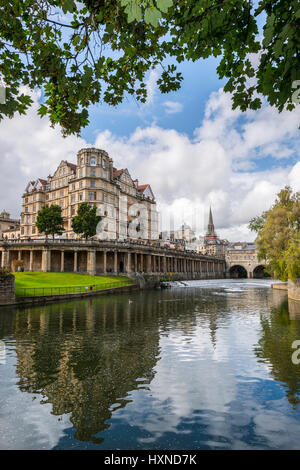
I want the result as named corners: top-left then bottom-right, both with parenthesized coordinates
top-left (288, 279), bottom-right (300, 301)
top-left (0, 274), bottom-right (15, 305)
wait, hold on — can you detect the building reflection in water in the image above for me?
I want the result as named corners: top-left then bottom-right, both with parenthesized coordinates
top-left (255, 294), bottom-right (300, 408)
top-left (2, 282), bottom-right (300, 447)
top-left (4, 288), bottom-right (232, 444)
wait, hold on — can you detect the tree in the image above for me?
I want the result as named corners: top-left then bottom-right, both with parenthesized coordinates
top-left (249, 186), bottom-right (300, 281)
top-left (71, 203), bottom-right (102, 239)
top-left (0, 0), bottom-right (299, 136)
top-left (36, 204), bottom-right (65, 240)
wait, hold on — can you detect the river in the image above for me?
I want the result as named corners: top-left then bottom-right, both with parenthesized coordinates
top-left (0, 279), bottom-right (300, 450)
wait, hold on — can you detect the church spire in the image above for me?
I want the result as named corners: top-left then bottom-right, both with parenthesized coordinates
top-left (205, 206), bottom-right (217, 239)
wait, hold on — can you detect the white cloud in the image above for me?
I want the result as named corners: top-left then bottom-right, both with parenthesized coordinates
top-left (0, 89), bottom-right (86, 218)
top-left (0, 87), bottom-right (299, 243)
top-left (163, 101), bottom-right (183, 114)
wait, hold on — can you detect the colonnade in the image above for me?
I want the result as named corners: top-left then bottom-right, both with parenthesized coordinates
top-left (0, 241), bottom-right (226, 278)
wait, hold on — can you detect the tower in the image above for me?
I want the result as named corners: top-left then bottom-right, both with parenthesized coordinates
top-left (205, 207), bottom-right (217, 240)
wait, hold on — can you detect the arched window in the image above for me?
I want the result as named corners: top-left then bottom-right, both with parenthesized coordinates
top-left (90, 157), bottom-right (96, 166)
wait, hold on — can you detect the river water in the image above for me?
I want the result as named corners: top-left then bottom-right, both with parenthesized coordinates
top-left (0, 279), bottom-right (300, 450)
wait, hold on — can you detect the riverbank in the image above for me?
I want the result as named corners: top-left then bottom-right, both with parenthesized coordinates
top-left (0, 272), bottom-right (135, 307)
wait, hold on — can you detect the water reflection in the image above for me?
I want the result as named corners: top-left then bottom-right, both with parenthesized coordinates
top-left (1, 280), bottom-right (300, 449)
top-left (255, 297), bottom-right (300, 408)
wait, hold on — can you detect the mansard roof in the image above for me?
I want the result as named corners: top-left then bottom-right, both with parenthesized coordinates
top-left (65, 161), bottom-right (77, 171)
top-left (113, 168), bottom-right (125, 178)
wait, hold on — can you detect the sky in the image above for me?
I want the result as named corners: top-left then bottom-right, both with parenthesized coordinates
top-left (0, 53), bottom-right (299, 242)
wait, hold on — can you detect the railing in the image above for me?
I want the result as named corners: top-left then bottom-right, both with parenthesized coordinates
top-left (16, 278), bottom-right (134, 297)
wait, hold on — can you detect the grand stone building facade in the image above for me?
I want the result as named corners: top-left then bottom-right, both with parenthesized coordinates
top-left (20, 148), bottom-right (159, 241)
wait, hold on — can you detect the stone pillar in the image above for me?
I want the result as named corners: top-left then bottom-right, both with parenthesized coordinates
top-left (18, 251), bottom-right (22, 261)
top-left (103, 251), bottom-right (107, 274)
top-left (74, 251), bottom-right (78, 273)
top-left (126, 252), bottom-right (131, 274)
top-left (60, 250), bottom-right (65, 273)
top-left (134, 253), bottom-right (138, 272)
top-left (163, 256), bottom-right (167, 273)
top-left (2, 251), bottom-right (10, 270)
top-left (87, 250), bottom-right (96, 276)
top-left (114, 251), bottom-right (118, 274)
top-left (146, 255), bottom-right (152, 273)
top-left (140, 254), bottom-right (144, 272)
top-left (42, 249), bottom-right (51, 272)
top-left (29, 250), bottom-right (34, 272)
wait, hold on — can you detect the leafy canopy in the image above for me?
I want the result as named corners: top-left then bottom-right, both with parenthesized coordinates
top-left (71, 203), bottom-right (102, 239)
top-left (0, 0), bottom-right (299, 135)
top-left (36, 204), bottom-right (65, 239)
top-left (249, 186), bottom-right (300, 281)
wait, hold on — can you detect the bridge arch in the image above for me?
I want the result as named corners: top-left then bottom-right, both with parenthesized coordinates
top-left (253, 264), bottom-right (270, 278)
top-left (228, 265), bottom-right (248, 278)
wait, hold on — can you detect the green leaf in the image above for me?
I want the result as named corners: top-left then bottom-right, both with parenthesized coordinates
top-left (156, 0), bottom-right (173, 14)
top-left (144, 7), bottom-right (161, 27)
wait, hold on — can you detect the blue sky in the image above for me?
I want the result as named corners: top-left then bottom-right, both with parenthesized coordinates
top-left (83, 56), bottom-right (225, 144)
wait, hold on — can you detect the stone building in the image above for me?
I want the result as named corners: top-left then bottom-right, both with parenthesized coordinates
top-left (20, 148), bottom-right (159, 241)
top-left (198, 208), bottom-right (228, 256)
top-left (0, 210), bottom-right (20, 239)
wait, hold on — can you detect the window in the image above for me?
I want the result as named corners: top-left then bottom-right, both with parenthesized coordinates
top-left (33, 204), bottom-right (36, 212)
top-left (90, 180), bottom-right (96, 188)
top-left (79, 181), bottom-right (83, 189)
top-left (60, 200), bottom-right (64, 208)
top-left (79, 193), bottom-right (83, 201)
top-left (32, 227), bottom-right (36, 234)
top-left (72, 183), bottom-right (75, 190)
top-left (89, 191), bottom-right (97, 201)
top-left (60, 189), bottom-right (64, 197)
top-left (90, 157), bottom-right (96, 166)
top-left (53, 192), bottom-right (56, 199)
top-left (90, 168), bottom-right (96, 177)
top-left (71, 194), bottom-right (76, 203)
top-left (103, 193), bottom-right (107, 202)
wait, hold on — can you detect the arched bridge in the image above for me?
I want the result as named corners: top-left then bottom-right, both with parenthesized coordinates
top-left (225, 244), bottom-right (268, 279)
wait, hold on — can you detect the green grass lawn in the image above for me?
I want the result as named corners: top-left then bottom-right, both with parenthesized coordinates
top-left (14, 272), bottom-right (134, 297)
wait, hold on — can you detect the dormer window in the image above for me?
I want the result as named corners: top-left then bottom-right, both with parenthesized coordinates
top-left (90, 157), bottom-right (96, 166)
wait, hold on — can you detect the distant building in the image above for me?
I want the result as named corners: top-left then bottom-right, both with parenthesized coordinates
top-left (160, 223), bottom-right (196, 244)
top-left (198, 208), bottom-right (228, 256)
top-left (0, 210), bottom-right (20, 239)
